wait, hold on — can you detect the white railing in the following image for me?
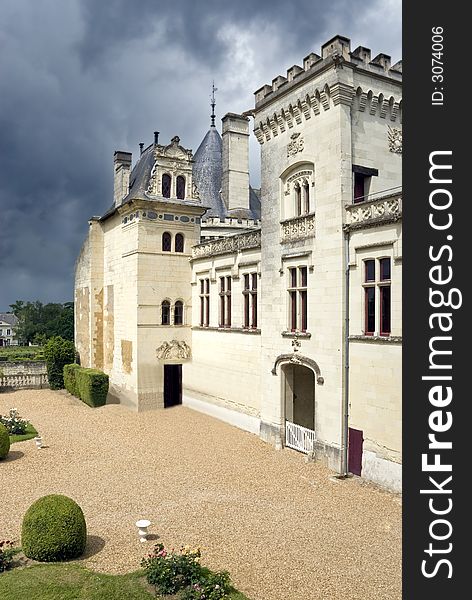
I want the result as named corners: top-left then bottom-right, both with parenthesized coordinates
top-left (0, 373), bottom-right (49, 389)
top-left (285, 420), bottom-right (316, 454)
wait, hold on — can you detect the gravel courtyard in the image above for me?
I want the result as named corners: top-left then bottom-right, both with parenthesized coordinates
top-left (0, 389), bottom-right (401, 600)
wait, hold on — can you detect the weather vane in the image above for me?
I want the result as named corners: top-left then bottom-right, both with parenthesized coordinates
top-left (210, 81), bottom-right (218, 127)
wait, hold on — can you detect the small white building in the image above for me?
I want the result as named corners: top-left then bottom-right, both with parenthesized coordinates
top-left (0, 313), bottom-right (18, 346)
top-left (75, 35), bottom-right (402, 491)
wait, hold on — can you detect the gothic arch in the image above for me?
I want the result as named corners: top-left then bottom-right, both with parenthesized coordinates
top-left (271, 353), bottom-right (324, 384)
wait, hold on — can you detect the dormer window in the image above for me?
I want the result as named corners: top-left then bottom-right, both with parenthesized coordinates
top-left (162, 174), bottom-right (171, 198)
top-left (176, 176), bottom-right (185, 200)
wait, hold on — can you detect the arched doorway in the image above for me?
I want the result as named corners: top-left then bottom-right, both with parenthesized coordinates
top-left (282, 363), bottom-right (316, 453)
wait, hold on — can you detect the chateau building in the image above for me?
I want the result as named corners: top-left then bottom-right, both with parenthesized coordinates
top-left (75, 35), bottom-right (402, 491)
top-left (0, 313), bottom-right (18, 346)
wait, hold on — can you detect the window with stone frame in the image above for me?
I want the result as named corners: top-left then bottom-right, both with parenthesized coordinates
top-left (174, 300), bottom-right (184, 325)
top-left (219, 276), bottom-right (232, 328)
top-left (352, 165), bottom-right (378, 203)
top-left (162, 232), bottom-right (172, 252)
top-left (162, 173), bottom-right (171, 198)
top-left (282, 166), bottom-right (314, 220)
top-left (161, 300), bottom-right (170, 325)
top-left (363, 257), bottom-right (391, 336)
top-left (243, 273), bottom-right (258, 328)
top-left (288, 266), bottom-right (308, 332)
top-left (199, 278), bottom-right (210, 326)
top-left (175, 233), bottom-right (184, 253)
top-left (176, 175), bottom-right (185, 200)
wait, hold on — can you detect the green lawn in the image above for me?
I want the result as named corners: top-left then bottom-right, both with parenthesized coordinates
top-left (9, 422), bottom-right (38, 444)
top-left (0, 563), bottom-right (250, 600)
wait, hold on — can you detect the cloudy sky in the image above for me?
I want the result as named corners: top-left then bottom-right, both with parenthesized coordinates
top-left (0, 0), bottom-right (401, 310)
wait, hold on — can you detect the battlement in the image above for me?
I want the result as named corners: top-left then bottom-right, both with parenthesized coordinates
top-left (254, 35), bottom-right (402, 106)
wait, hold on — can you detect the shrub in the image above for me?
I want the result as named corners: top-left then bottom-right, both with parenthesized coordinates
top-left (0, 422), bottom-right (10, 459)
top-left (182, 571), bottom-right (232, 600)
top-left (0, 540), bottom-right (15, 572)
top-left (22, 494), bottom-right (87, 562)
top-left (43, 337), bottom-right (76, 390)
top-left (75, 368), bottom-right (108, 407)
top-left (0, 408), bottom-right (29, 435)
top-left (63, 363), bottom-right (80, 397)
top-left (141, 544), bottom-right (203, 595)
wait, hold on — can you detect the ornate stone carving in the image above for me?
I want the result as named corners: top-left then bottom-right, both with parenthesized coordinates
top-left (280, 213), bottom-right (316, 242)
top-left (156, 340), bottom-right (191, 360)
top-left (345, 195), bottom-right (402, 228)
top-left (192, 230), bottom-right (261, 258)
top-left (147, 161), bottom-right (159, 195)
top-left (287, 132), bottom-right (304, 157)
top-left (192, 182), bottom-right (200, 199)
top-left (388, 126), bottom-right (402, 153)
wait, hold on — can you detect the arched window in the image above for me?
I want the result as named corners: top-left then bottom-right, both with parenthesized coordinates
top-left (162, 232), bottom-right (171, 252)
top-left (294, 184), bottom-right (302, 216)
top-left (303, 181), bottom-right (310, 214)
top-left (175, 233), bottom-right (184, 253)
top-left (176, 176), bottom-right (185, 200)
top-left (161, 300), bottom-right (170, 325)
top-left (174, 301), bottom-right (183, 325)
top-left (162, 174), bottom-right (171, 198)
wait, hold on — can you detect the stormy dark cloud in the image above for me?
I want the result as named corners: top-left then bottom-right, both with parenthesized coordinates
top-left (0, 0), bottom-right (401, 309)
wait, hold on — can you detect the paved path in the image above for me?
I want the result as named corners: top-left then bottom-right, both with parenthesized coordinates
top-left (0, 390), bottom-right (401, 599)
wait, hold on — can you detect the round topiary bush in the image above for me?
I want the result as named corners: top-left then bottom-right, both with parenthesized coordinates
top-left (22, 494), bottom-right (87, 561)
top-left (0, 422), bottom-right (10, 459)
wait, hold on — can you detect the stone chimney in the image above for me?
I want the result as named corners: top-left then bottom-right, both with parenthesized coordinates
top-left (113, 151), bottom-right (132, 207)
top-left (221, 113), bottom-right (250, 211)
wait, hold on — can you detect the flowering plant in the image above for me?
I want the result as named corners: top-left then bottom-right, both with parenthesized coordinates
top-left (0, 540), bottom-right (15, 572)
top-left (182, 570), bottom-right (232, 600)
top-left (141, 543), bottom-right (233, 599)
top-left (0, 408), bottom-right (29, 435)
top-left (141, 543), bottom-right (203, 595)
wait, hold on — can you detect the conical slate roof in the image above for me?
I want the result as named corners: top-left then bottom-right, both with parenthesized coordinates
top-left (192, 128), bottom-right (226, 219)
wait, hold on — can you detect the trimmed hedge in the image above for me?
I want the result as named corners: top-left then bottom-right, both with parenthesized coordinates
top-left (0, 422), bottom-right (10, 459)
top-left (44, 337), bottom-right (76, 390)
top-left (22, 494), bottom-right (87, 562)
top-left (63, 364), bottom-right (108, 407)
top-left (63, 363), bottom-right (80, 397)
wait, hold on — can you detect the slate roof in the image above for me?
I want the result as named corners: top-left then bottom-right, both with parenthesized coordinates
top-left (193, 128), bottom-right (225, 218)
top-left (193, 127), bottom-right (261, 221)
top-left (100, 128), bottom-right (261, 223)
top-left (0, 313), bottom-right (18, 326)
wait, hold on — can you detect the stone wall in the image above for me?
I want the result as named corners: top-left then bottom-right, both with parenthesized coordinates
top-left (0, 361), bottom-right (47, 375)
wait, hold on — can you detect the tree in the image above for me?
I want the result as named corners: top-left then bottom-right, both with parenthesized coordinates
top-left (9, 300), bottom-right (74, 344)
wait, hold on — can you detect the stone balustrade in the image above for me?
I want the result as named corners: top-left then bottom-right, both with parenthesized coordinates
top-left (345, 194), bottom-right (402, 228)
top-left (280, 213), bottom-right (316, 242)
top-left (0, 373), bottom-right (49, 390)
top-left (192, 230), bottom-right (261, 258)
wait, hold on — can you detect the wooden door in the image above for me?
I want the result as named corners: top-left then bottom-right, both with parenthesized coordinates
top-left (348, 427), bottom-right (363, 476)
top-left (164, 364), bottom-right (182, 408)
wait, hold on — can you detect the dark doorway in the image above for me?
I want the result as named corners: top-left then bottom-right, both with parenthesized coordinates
top-left (164, 364), bottom-right (182, 408)
top-left (348, 427), bottom-right (363, 476)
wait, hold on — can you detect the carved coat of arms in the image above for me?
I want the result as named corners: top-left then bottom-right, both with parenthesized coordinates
top-left (287, 132), bottom-right (304, 157)
top-left (156, 340), bottom-right (191, 360)
top-left (388, 126), bottom-right (402, 154)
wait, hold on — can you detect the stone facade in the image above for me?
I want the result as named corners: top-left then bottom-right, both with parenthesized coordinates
top-left (0, 313), bottom-right (18, 346)
top-left (74, 35), bottom-right (402, 491)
